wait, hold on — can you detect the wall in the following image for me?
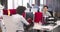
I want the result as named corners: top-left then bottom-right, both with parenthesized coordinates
top-left (46, 0), bottom-right (60, 18)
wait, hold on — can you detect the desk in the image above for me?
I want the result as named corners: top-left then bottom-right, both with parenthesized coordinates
top-left (33, 21), bottom-right (60, 32)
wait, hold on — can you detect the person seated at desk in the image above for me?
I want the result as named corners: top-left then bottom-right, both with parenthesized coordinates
top-left (42, 5), bottom-right (51, 18)
top-left (12, 6), bottom-right (29, 32)
top-left (42, 5), bottom-right (51, 24)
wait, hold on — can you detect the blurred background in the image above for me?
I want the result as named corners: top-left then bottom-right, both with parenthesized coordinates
top-left (0, 0), bottom-right (60, 32)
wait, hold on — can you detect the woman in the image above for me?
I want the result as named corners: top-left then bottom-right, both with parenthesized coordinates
top-left (12, 6), bottom-right (29, 32)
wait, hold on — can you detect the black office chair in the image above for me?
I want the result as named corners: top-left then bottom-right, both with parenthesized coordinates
top-left (26, 12), bottom-right (33, 20)
top-left (46, 11), bottom-right (57, 25)
top-left (48, 11), bottom-right (53, 17)
top-left (24, 12), bottom-right (34, 32)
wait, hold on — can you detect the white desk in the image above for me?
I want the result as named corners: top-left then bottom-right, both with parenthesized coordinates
top-left (33, 21), bottom-right (60, 32)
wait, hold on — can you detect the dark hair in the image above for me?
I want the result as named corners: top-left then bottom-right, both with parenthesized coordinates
top-left (43, 5), bottom-right (48, 9)
top-left (16, 6), bottom-right (26, 15)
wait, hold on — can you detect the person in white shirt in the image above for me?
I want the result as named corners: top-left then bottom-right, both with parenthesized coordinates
top-left (41, 5), bottom-right (51, 25)
top-left (42, 5), bottom-right (51, 18)
top-left (12, 6), bottom-right (29, 32)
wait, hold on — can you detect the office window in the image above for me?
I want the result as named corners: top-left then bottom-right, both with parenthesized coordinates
top-left (17, 0), bottom-right (22, 6)
top-left (40, 0), bottom-right (44, 11)
top-left (17, 0), bottom-right (29, 8)
top-left (23, 0), bottom-right (28, 7)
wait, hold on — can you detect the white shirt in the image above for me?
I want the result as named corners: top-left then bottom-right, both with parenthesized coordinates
top-left (42, 11), bottom-right (51, 17)
top-left (12, 14), bottom-right (29, 31)
top-left (3, 14), bottom-right (29, 32)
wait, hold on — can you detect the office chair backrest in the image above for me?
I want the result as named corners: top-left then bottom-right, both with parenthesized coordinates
top-left (26, 12), bottom-right (33, 23)
top-left (48, 11), bottom-right (53, 17)
top-left (3, 9), bottom-right (16, 15)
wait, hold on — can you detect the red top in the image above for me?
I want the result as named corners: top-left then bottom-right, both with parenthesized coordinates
top-left (34, 12), bottom-right (43, 23)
